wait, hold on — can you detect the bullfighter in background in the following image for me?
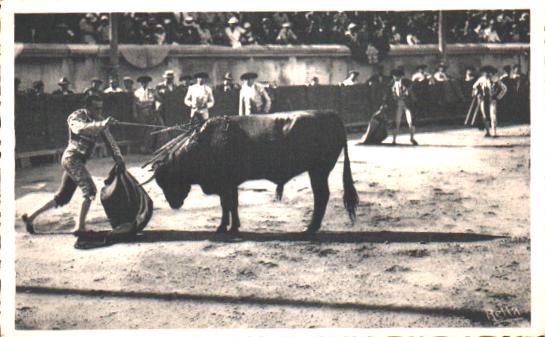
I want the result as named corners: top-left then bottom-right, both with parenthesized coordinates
top-left (184, 72), bottom-right (215, 122)
top-left (390, 68), bottom-right (418, 145)
top-left (473, 66), bottom-right (507, 137)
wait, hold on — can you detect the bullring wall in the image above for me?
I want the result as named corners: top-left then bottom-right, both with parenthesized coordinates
top-left (15, 43), bottom-right (529, 93)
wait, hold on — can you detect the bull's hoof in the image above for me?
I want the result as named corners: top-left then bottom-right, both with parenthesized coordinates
top-left (216, 226), bottom-right (228, 233)
top-left (229, 227), bottom-right (240, 235)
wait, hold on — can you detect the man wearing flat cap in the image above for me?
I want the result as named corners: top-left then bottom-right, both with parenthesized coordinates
top-left (184, 72), bottom-right (215, 122)
top-left (239, 72), bottom-right (272, 116)
top-left (216, 72), bottom-right (240, 93)
top-left (390, 68), bottom-right (418, 145)
top-left (472, 66), bottom-right (507, 137)
top-left (52, 77), bottom-right (74, 95)
top-left (134, 75), bottom-right (159, 152)
top-left (83, 78), bottom-right (103, 96)
top-left (340, 70), bottom-right (359, 86)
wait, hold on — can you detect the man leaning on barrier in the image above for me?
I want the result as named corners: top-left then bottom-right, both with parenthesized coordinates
top-left (22, 94), bottom-right (124, 236)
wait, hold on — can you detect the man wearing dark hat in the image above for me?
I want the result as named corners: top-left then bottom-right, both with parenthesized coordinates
top-left (472, 66), bottom-right (507, 137)
top-left (134, 75), bottom-right (159, 152)
top-left (390, 68), bottom-right (418, 145)
top-left (52, 77), bottom-right (75, 95)
top-left (83, 78), bottom-right (103, 96)
top-left (340, 70), bottom-right (359, 86)
top-left (239, 72), bottom-right (272, 116)
top-left (184, 72), bottom-right (215, 122)
top-left (28, 80), bottom-right (45, 96)
top-left (216, 72), bottom-right (240, 92)
top-left (104, 77), bottom-right (123, 93)
top-left (22, 94), bottom-right (123, 235)
top-left (122, 76), bottom-right (135, 93)
top-left (178, 75), bottom-right (193, 90)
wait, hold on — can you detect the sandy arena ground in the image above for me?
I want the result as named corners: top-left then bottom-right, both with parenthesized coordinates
top-left (14, 125), bottom-right (530, 329)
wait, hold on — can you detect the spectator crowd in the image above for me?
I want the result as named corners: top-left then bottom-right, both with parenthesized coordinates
top-left (16, 10), bottom-right (530, 47)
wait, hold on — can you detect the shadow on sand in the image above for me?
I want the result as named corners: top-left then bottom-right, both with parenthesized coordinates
top-left (16, 284), bottom-right (528, 326)
top-left (35, 229), bottom-right (507, 245)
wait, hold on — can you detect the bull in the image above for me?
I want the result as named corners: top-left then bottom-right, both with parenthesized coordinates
top-left (150, 110), bottom-right (359, 233)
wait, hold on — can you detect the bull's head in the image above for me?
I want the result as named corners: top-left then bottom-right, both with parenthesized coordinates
top-left (154, 157), bottom-right (191, 209)
top-left (144, 125), bottom-right (204, 209)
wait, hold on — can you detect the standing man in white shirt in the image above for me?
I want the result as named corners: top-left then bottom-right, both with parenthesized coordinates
top-left (472, 66), bottom-right (507, 137)
top-left (239, 72), bottom-right (272, 116)
top-left (184, 72), bottom-right (215, 123)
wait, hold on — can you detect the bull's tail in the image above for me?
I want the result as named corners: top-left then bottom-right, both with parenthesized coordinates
top-left (342, 141), bottom-right (359, 223)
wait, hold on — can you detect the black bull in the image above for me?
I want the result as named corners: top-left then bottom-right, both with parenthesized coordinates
top-left (153, 110), bottom-right (359, 233)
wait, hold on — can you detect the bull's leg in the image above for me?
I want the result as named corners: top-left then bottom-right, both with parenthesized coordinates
top-left (306, 170), bottom-right (330, 233)
top-left (230, 188), bottom-right (240, 234)
top-left (217, 193), bottom-right (231, 233)
top-left (275, 184), bottom-right (284, 201)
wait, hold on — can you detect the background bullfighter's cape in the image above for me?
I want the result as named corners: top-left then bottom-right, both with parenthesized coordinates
top-left (100, 163), bottom-right (153, 235)
top-left (358, 107), bottom-right (388, 145)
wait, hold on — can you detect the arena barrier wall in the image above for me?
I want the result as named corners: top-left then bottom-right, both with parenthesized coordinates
top-left (14, 43), bottom-right (529, 93)
top-left (15, 79), bottom-right (528, 155)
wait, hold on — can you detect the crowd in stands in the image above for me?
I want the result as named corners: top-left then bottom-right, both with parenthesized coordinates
top-left (15, 10), bottom-right (530, 46)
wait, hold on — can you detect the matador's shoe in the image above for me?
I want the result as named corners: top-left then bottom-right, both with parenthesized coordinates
top-left (21, 214), bottom-right (35, 234)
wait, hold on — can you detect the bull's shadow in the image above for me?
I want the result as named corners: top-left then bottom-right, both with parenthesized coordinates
top-left (131, 230), bottom-right (506, 244)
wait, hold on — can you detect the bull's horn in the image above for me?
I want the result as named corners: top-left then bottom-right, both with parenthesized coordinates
top-left (139, 173), bottom-right (156, 186)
